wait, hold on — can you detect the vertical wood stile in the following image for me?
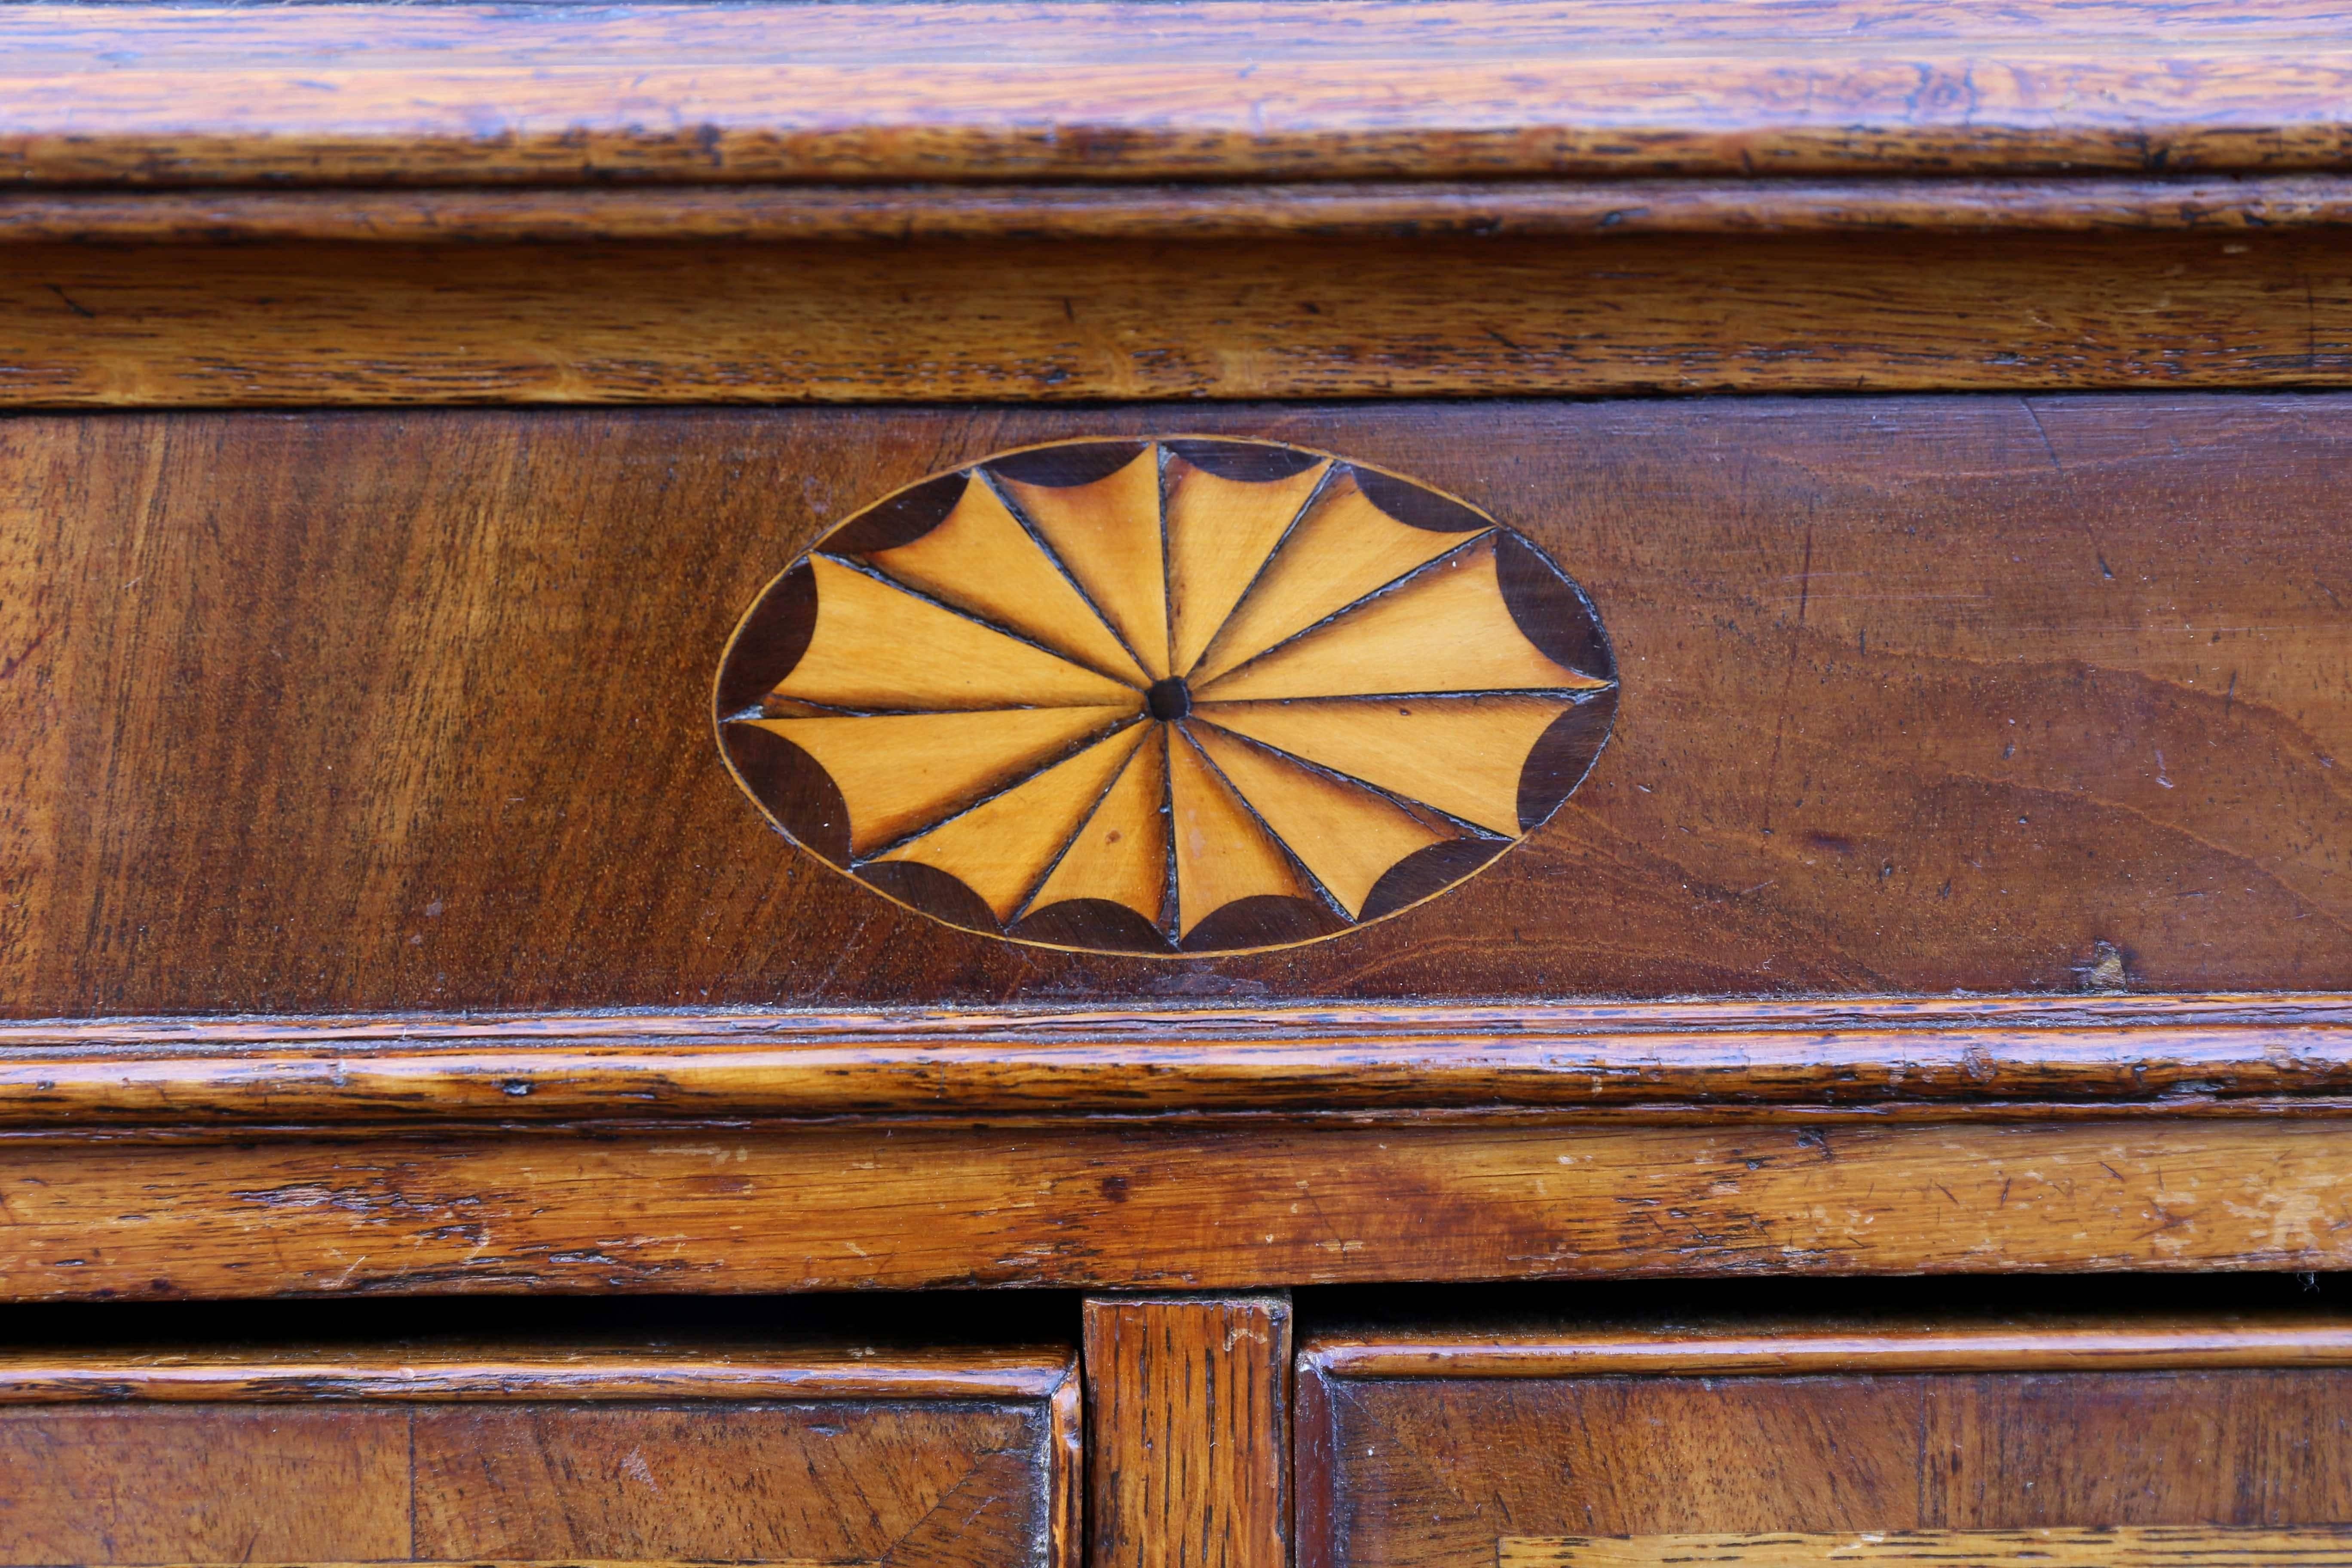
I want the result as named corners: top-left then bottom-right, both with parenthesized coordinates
top-left (1084, 1293), bottom-right (1292, 1568)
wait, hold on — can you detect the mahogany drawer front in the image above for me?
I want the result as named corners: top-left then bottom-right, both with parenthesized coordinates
top-left (9, 392), bottom-right (2350, 1014)
top-left (1296, 1320), bottom-right (2352, 1568)
top-left (0, 1347), bottom-right (1080, 1568)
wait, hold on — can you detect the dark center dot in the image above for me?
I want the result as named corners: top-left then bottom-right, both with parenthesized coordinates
top-left (1145, 677), bottom-right (1192, 722)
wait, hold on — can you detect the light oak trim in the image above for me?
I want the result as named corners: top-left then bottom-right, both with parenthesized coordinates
top-left (1304, 1319), bottom-right (2352, 1379)
top-left (1085, 1295), bottom-right (1291, 1568)
top-left (12, 2), bottom-right (2352, 187)
top-left (1500, 1528), bottom-right (2352, 1566)
top-left (9, 179), bottom-right (2352, 245)
top-left (3, 995), bottom-right (2351, 1127)
top-left (6, 1118), bottom-right (2352, 1297)
top-left (11, 229), bottom-right (2352, 405)
top-left (0, 1348), bottom-right (1078, 1404)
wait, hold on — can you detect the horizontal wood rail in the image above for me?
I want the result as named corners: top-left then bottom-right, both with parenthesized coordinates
top-left (0, 1347), bottom-right (1075, 1404)
top-left (1305, 1317), bottom-right (2352, 1378)
top-left (11, 1), bottom-right (2352, 187)
top-left (3, 995), bottom-right (2349, 1129)
top-left (11, 177), bottom-right (2352, 245)
top-left (1499, 1528), bottom-right (2352, 1567)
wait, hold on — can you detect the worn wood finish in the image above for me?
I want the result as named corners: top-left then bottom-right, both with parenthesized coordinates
top-left (1295, 1320), bottom-right (2352, 1568)
top-left (1084, 1295), bottom-right (1290, 1568)
top-left (8, 398), bottom-right (2351, 1012)
top-left (12, 230), bottom-right (2352, 405)
top-left (0, 1345), bottom-right (1080, 1568)
top-left (5, 996), bottom-right (2352, 1127)
top-left (12, 2), bottom-right (2352, 188)
top-left (4, 1119), bottom-right (2352, 1299)
top-left (1501, 1528), bottom-right (2352, 1566)
top-left (20, 178), bottom-right (2352, 246)
top-left (0, 1346), bottom-right (1076, 1403)
top-left (1302, 1318), bottom-right (2352, 1378)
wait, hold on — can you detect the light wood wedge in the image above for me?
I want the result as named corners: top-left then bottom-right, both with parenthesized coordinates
top-left (1185, 721), bottom-right (1455, 918)
top-left (1194, 694), bottom-right (1579, 835)
top-left (748, 703), bottom-right (1139, 855)
top-left (1165, 453), bottom-right (1331, 678)
top-left (1167, 726), bottom-right (1317, 937)
top-left (854, 478), bottom-right (1150, 687)
top-left (775, 555), bottom-right (1137, 710)
top-left (874, 722), bottom-right (1149, 918)
top-left (1020, 724), bottom-right (1172, 929)
top-left (1188, 469), bottom-right (1486, 686)
top-left (995, 450), bottom-right (1172, 681)
top-left (1197, 536), bottom-right (1611, 701)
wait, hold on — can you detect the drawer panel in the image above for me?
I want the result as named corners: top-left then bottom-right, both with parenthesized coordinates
top-left (7, 395), bottom-right (2352, 1011)
top-left (0, 1346), bottom-right (1078, 1568)
top-left (1298, 1318), bottom-right (2352, 1568)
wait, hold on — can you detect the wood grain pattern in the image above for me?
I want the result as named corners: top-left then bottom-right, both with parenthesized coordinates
top-left (854, 477), bottom-right (1151, 688)
top-left (768, 555), bottom-right (1139, 711)
top-left (13, 230), bottom-right (2352, 406)
top-left (1185, 724), bottom-right (1461, 920)
top-left (741, 707), bottom-right (1141, 856)
top-left (1297, 1321), bottom-right (2352, 1568)
top-left (5, 1118), bottom-right (2352, 1298)
top-left (1302, 1318), bottom-right (2352, 1379)
top-left (9, 995), bottom-right (2347, 1125)
top-left (1166, 725), bottom-right (1323, 941)
top-left (1084, 1295), bottom-right (1290, 1568)
top-left (0, 1347), bottom-right (1077, 1404)
top-left (0, 1347), bottom-right (1079, 1568)
top-left (12, 2), bottom-right (2352, 187)
top-left (997, 452), bottom-right (1171, 683)
top-left (717, 438), bottom-right (1608, 954)
top-left (9, 398), bottom-right (2352, 1008)
top-left (20, 179), bottom-right (2352, 246)
top-left (1193, 539), bottom-right (1609, 701)
top-left (1501, 1528), bottom-right (2352, 1565)
top-left (876, 726), bottom-right (1151, 921)
top-left (1166, 454), bottom-right (1333, 678)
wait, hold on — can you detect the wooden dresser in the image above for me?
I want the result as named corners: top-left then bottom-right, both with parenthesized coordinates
top-left (6, 4), bottom-right (2352, 1566)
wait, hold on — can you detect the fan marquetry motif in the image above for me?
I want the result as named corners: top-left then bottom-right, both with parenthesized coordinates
top-left (715, 438), bottom-right (1618, 955)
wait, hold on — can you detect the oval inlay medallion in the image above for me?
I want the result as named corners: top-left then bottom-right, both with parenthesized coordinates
top-left (714, 438), bottom-right (1617, 955)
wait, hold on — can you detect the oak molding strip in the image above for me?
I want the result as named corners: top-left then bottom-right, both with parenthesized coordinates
top-left (12, 177), bottom-right (2352, 244)
top-left (15, 1), bottom-right (2352, 188)
top-left (1302, 1317), bottom-right (2352, 1379)
top-left (1498, 1528), bottom-right (2352, 1567)
top-left (3, 994), bottom-right (2350, 1129)
top-left (0, 1347), bottom-right (1078, 1404)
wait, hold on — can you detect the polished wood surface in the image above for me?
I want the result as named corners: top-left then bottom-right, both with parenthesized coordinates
top-left (15, 178), bottom-right (2352, 246)
top-left (1502, 1528), bottom-right (2352, 1566)
top-left (4, 995), bottom-right (2352, 1126)
top-left (0, 1345), bottom-right (1080, 1568)
top-left (1084, 1296), bottom-right (1290, 1568)
top-left (9, 397), bottom-right (2350, 1011)
top-left (1302, 1317), bottom-right (2352, 1378)
top-left (721, 437), bottom-right (1610, 953)
top-left (10, 2), bottom-right (2352, 188)
top-left (9, 230), bottom-right (2352, 405)
top-left (4, 1119), bottom-right (2349, 1298)
top-left (1296, 1318), bottom-right (2352, 1568)
top-left (7, 0), bottom-right (2352, 192)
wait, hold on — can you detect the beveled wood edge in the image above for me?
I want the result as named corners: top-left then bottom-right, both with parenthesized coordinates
top-left (1300, 1316), bottom-right (2352, 1378)
top-left (11, 177), bottom-right (2352, 243)
top-left (2, 994), bottom-right (2348, 1128)
top-left (15, 2), bottom-right (2352, 187)
top-left (0, 1344), bottom-right (1078, 1404)
top-left (1047, 1365), bottom-right (1083, 1568)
